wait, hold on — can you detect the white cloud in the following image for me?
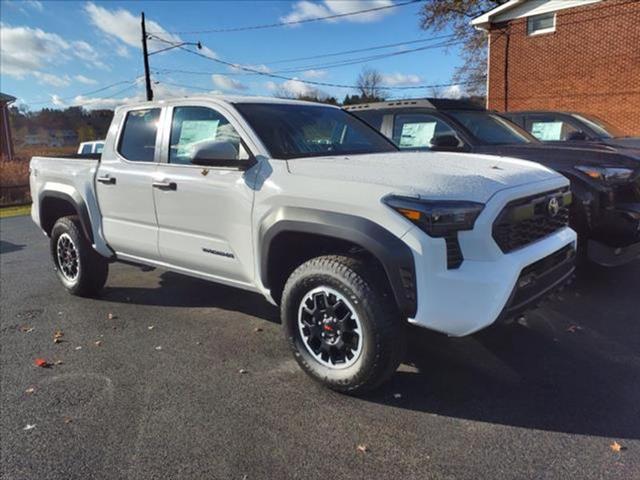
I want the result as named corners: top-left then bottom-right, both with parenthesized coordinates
top-left (84, 2), bottom-right (216, 58)
top-left (26, 0), bottom-right (44, 11)
top-left (302, 69), bottom-right (327, 79)
top-left (266, 78), bottom-right (329, 99)
top-left (0, 23), bottom-right (105, 78)
top-left (33, 72), bottom-right (72, 87)
top-left (282, 0), bottom-right (395, 24)
top-left (74, 75), bottom-right (98, 85)
top-left (442, 84), bottom-right (462, 99)
top-left (50, 95), bottom-right (65, 107)
top-left (381, 72), bottom-right (422, 86)
top-left (211, 75), bottom-right (248, 91)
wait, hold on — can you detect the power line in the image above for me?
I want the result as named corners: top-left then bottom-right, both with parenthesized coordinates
top-left (23, 79), bottom-right (141, 106)
top-left (263, 33), bottom-right (457, 65)
top-left (153, 0), bottom-right (422, 35)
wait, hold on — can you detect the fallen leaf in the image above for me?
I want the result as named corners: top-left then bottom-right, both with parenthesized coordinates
top-left (63, 417), bottom-right (73, 424)
top-left (23, 424), bottom-right (36, 431)
top-left (53, 330), bottom-right (64, 343)
top-left (148, 325), bottom-right (154, 330)
top-left (196, 341), bottom-right (202, 345)
top-left (34, 358), bottom-right (49, 368)
top-left (75, 346), bottom-right (82, 351)
top-left (21, 326), bottom-right (34, 333)
top-left (566, 324), bottom-right (582, 333)
top-left (610, 441), bottom-right (626, 452)
top-left (239, 368), bottom-right (248, 374)
top-left (254, 327), bottom-right (263, 333)
top-left (94, 341), bottom-right (102, 347)
top-left (155, 346), bottom-right (162, 351)
top-left (356, 444), bottom-right (368, 453)
top-left (25, 387), bottom-right (35, 395)
top-left (54, 359), bottom-right (64, 365)
top-left (108, 313), bottom-right (117, 320)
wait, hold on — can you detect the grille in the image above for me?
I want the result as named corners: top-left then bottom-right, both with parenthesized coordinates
top-left (493, 188), bottom-right (571, 253)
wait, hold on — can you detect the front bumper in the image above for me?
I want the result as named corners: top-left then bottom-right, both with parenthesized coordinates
top-left (403, 177), bottom-right (578, 337)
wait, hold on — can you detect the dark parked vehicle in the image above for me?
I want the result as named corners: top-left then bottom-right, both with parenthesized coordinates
top-left (345, 99), bottom-right (640, 267)
top-left (503, 111), bottom-right (640, 150)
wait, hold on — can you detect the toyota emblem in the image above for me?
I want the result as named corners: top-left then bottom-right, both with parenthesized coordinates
top-left (548, 197), bottom-right (560, 217)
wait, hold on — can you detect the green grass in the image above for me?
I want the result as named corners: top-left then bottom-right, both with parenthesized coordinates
top-left (0, 204), bottom-right (31, 218)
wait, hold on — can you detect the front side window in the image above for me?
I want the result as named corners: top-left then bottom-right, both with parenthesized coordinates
top-left (527, 12), bottom-right (556, 35)
top-left (118, 108), bottom-right (161, 162)
top-left (169, 106), bottom-right (247, 165)
top-left (448, 111), bottom-right (533, 145)
top-left (527, 116), bottom-right (581, 141)
top-left (392, 113), bottom-right (458, 149)
top-left (235, 103), bottom-right (397, 159)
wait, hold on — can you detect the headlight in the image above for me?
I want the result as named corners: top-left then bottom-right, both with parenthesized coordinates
top-left (383, 196), bottom-right (484, 237)
top-left (575, 166), bottom-right (634, 184)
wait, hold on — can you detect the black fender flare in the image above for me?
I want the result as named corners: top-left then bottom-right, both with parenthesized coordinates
top-left (259, 207), bottom-right (417, 317)
top-left (39, 190), bottom-right (94, 243)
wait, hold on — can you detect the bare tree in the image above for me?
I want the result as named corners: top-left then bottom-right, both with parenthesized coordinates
top-left (419, 0), bottom-right (508, 96)
top-left (356, 67), bottom-right (384, 101)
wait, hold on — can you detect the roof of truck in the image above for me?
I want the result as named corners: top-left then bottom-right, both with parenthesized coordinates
top-left (116, 94), bottom-right (339, 112)
top-left (343, 98), bottom-right (485, 112)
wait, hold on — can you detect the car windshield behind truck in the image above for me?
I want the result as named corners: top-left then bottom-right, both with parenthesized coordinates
top-left (449, 111), bottom-right (534, 145)
top-left (234, 103), bottom-right (397, 159)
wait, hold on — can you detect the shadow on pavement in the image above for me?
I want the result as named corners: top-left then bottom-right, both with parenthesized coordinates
top-left (101, 271), bottom-right (280, 324)
top-left (101, 260), bottom-right (639, 440)
top-left (364, 261), bottom-right (640, 440)
top-left (0, 240), bottom-right (26, 254)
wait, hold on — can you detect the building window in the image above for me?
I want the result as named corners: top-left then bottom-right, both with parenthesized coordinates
top-left (527, 12), bottom-right (556, 35)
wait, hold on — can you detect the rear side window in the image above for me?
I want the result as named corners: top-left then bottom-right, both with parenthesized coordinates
top-left (118, 108), bottom-right (161, 162)
top-left (527, 116), bottom-right (580, 141)
top-left (392, 114), bottom-right (458, 149)
top-left (80, 144), bottom-right (92, 154)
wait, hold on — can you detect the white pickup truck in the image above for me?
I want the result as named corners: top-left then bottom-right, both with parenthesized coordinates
top-left (30, 96), bottom-right (577, 393)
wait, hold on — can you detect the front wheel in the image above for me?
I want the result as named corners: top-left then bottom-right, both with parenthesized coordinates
top-left (281, 255), bottom-right (404, 394)
top-left (50, 216), bottom-right (108, 297)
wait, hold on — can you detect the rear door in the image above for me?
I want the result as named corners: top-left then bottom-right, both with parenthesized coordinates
top-left (95, 107), bottom-right (162, 260)
top-left (152, 103), bottom-right (257, 285)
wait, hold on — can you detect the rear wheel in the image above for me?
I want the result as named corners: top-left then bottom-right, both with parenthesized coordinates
top-left (50, 216), bottom-right (108, 297)
top-left (281, 255), bottom-right (404, 394)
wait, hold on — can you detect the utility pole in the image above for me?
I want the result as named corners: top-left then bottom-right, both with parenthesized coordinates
top-left (141, 12), bottom-right (153, 101)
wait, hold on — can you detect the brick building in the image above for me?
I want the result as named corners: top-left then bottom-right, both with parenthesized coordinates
top-left (472, 0), bottom-right (640, 136)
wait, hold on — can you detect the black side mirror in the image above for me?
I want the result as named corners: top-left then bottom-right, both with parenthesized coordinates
top-left (566, 130), bottom-right (588, 141)
top-left (430, 134), bottom-right (462, 150)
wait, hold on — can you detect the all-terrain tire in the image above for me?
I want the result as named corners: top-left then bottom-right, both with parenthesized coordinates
top-left (281, 255), bottom-right (404, 395)
top-left (50, 215), bottom-right (108, 297)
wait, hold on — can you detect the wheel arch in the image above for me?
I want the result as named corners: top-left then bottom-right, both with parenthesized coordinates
top-left (39, 191), bottom-right (94, 243)
top-left (259, 207), bottom-right (417, 318)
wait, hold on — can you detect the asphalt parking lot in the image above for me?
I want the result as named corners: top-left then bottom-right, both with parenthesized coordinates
top-left (1, 214), bottom-right (639, 480)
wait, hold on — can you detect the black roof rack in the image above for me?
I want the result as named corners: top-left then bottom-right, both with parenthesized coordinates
top-left (343, 97), bottom-right (484, 111)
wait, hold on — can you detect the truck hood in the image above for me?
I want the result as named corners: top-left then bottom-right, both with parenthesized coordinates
top-left (286, 151), bottom-right (560, 203)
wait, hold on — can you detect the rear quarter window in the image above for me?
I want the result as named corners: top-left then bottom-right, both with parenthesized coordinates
top-left (118, 108), bottom-right (161, 162)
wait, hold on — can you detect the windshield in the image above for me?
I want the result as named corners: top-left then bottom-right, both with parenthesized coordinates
top-left (572, 113), bottom-right (623, 139)
top-left (234, 103), bottom-right (397, 159)
top-left (448, 111), bottom-right (535, 145)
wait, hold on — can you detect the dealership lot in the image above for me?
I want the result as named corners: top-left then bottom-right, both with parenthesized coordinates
top-left (1, 215), bottom-right (639, 480)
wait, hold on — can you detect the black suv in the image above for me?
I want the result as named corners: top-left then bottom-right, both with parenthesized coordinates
top-left (345, 99), bottom-right (640, 266)
top-left (503, 111), bottom-right (640, 150)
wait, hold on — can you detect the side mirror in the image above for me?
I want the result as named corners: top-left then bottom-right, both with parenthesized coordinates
top-left (189, 140), bottom-right (249, 169)
top-left (430, 134), bottom-right (462, 150)
top-left (566, 130), bottom-right (588, 141)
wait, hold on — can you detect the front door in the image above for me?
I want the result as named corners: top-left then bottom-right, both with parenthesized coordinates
top-left (152, 105), bottom-right (257, 286)
top-left (96, 107), bottom-right (162, 260)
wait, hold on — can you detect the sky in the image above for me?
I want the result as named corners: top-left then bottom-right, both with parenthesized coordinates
top-left (0, 0), bottom-right (467, 110)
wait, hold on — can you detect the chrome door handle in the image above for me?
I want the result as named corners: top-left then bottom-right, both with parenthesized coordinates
top-left (97, 175), bottom-right (116, 185)
top-left (152, 181), bottom-right (177, 191)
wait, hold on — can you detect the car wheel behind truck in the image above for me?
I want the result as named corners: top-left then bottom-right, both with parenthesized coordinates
top-left (280, 255), bottom-right (404, 394)
top-left (50, 216), bottom-right (109, 297)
